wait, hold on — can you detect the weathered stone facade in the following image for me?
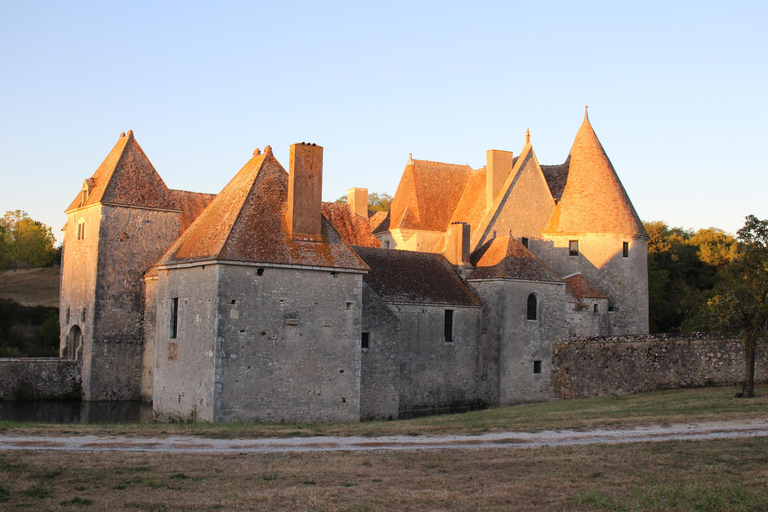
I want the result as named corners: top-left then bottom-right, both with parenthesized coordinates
top-left (55, 111), bottom-right (657, 423)
top-left (552, 334), bottom-right (768, 399)
top-left (0, 358), bottom-right (80, 400)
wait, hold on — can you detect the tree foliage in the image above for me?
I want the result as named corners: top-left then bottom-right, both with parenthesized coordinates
top-left (685, 215), bottom-right (768, 397)
top-left (645, 221), bottom-right (736, 333)
top-left (0, 210), bottom-right (59, 271)
top-left (334, 192), bottom-right (392, 212)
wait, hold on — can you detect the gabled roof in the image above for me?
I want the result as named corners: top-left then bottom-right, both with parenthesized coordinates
top-left (543, 111), bottom-right (647, 237)
top-left (66, 131), bottom-right (178, 213)
top-left (170, 190), bottom-right (217, 235)
top-left (563, 272), bottom-right (608, 301)
top-left (154, 149), bottom-right (368, 271)
top-left (387, 159), bottom-right (472, 232)
top-left (352, 246), bottom-right (481, 306)
top-left (321, 202), bottom-right (382, 248)
top-left (467, 236), bottom-right (562, 283)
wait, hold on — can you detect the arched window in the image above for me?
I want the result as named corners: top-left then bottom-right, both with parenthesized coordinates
top-left (527, 294), bottom-right (537, 320)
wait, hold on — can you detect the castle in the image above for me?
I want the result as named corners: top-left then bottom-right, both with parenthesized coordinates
top-left (59, 109), bottom-right (648, 422)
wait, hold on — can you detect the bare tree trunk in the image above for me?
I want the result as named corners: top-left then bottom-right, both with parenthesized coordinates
top-left (742, 346), bottom-right (756, 398)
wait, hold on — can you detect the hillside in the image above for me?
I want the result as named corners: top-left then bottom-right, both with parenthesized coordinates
top-left (0, 266), bottom-right (60, 308)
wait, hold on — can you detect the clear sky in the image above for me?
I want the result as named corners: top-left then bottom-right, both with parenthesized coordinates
top-left (1, 1), bottom-right (766, 243)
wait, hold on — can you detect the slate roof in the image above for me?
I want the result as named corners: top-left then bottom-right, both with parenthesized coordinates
top-left (563, 272), bottom-right (609, 301)
top-left (352, 246), bottom-right (481, 306)
top-left (66, 131), bottom-right (179, 213)
top-left (387, 159), bottom-right (472, 232)
top-left (170, 190), bottom-right (217, 235)
top-left (542, 112), bottom-right (647, 237)
top-left (321, 202), bottom-right (382, 248)
top-left (154, 149), bottom-right (368, 271)
top-left (467, 236), bottom-right (562, 283)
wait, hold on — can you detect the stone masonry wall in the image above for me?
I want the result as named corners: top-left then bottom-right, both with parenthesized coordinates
top-left (552, 334), bottom-right (768, 399)
top-left (0, 359), bottom-right (81, 400)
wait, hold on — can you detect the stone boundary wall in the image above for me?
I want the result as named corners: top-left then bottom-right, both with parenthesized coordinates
top-left (552, 334), bottom-right (768, 399)
top-left (0, 358), bottom-right (81, 400)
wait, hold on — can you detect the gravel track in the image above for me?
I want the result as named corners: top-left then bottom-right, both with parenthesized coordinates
top-left (1, 419), bottom-right (766, 453)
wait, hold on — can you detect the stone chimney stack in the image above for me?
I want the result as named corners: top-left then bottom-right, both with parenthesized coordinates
top-left (444, 222), bottom-right (471, 273)
top-left (288, 143), bottom-right (323, 241)
top-left (347, 187), bottom-right (368, 218)
top-left (486, 149), bottom-right (514, 211)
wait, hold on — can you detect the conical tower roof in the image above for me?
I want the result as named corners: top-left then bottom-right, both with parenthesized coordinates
top-left (543, 110), bottom-right (647, 237)
top-left (66, 131), bottom-right (178, 212)
top-left (154, 148), bottom-right (367, 271)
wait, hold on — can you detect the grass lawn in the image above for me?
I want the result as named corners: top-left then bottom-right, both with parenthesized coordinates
top-left (0, 437), bottom-right (766, 511)
top-left (0, 383), bottom-right (765, 439)
top-left (0, 266), bottom-right (60, 308)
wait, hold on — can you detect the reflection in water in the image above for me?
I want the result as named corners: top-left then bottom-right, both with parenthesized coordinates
top-left (0, 401), bottom-right (154, 424)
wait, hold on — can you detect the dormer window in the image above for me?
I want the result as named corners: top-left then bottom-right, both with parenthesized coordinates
top-left (80, 179), bottom-right (93, 207)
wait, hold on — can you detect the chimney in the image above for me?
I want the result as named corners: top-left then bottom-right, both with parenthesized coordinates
top-left (486, 149), bottom-right (514, 211)
top-left (444, 222), bottom-right (471, 272)
top-left (347, 187), bottom-right (368, 218)
top-left (288, 143), bottom-right (323, 241)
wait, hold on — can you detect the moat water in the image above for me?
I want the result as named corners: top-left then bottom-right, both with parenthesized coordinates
top-left (0, 400), bottom-right (154, 424)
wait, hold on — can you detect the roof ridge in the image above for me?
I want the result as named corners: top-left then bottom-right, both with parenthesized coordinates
top-left (215, 153), bottom-right (270, 259)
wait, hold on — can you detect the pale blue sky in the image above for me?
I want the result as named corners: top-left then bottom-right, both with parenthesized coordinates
top-left (1, 1), bottom-right (766, 243)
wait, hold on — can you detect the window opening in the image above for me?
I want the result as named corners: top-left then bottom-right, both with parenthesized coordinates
top-left (527, 294), bottom-right (537, 320)
top-left (594, 303), bottom-right (599, 313)
top-left (623, 241), bottom-right (629, 258)
top-left (170, 298), bottom-right (179, 339)
top-left (444, 309), bottom-right (454, 342)
top-left (569, 240), bottom-right (579, 256)
top-left (361, 332), bottom-right (370, 349)
top-left (77, 221), bottom-right (86, 240)
top-left (521, 237), bottom-right (529, 249)
top-left (533, 360), bottom-right (542, 374)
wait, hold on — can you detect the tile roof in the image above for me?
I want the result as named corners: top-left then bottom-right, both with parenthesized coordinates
top-left (467, 236), bottom-right (562, 283)
top-left (388, 159), bottom-right (472, 232)
top-left (66, 131), bottom-right (179, 213)
top-left (540, 161), bottom-right (569, 201)
top-left (542, 113), bottom-right (647, 237)
top-left (321, 202), bottom-right (382, 248)
top-left (352, 246), bottom-right (481, 306)
top-left (154, 149), bottom-right (368, 271)
top-left (170, 190), bottom-right (217, 235)
top-left (563, 272), bottom-right (608, 300)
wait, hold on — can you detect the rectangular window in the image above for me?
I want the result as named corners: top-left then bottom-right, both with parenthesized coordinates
top-left (569, 240), bottom-right (579, 256)
top-left (521, 237), bottom-right (529, 249)
top-left (623, 241), bottom-right (629, 258)
top-left (361, 332), bottom-right (370, 349)
top-left (444, 309), bottom-right (454, 342)
top-left (170, 298), bottom-right (179, 339)
top-left (77, 223), bottom-right (86, 240)
top-left (533, 360), bottom-right (542, 374)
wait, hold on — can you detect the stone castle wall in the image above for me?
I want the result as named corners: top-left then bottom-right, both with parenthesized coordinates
top-left (0, 358), bottom-right (80, 400)
top-left (552, 333), bottom-right (768, 399)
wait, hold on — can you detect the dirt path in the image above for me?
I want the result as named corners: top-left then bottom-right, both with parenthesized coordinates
top-left (1, 419), bottom-right (766, 453)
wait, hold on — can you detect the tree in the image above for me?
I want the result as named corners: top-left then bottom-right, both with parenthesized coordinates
top-left (333, 192), bottom-right (392, 212)
top-left (689, 215), bottom-right (768, 398)
top-left (0, 210), bottom-right (58, 270)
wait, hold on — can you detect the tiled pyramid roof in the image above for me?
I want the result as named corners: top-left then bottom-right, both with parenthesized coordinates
top-left (170, 190), bottom-right (217, 235)
top-left (321, 202), bottom-right (382, 248)
top-left (154, 149), bottom-right (368, 271)
top-left (563, 272), bottom-right (608, 301)
top-left (467, 236), bottom-right (562, 283)
top-left (388, 159), bottom-right (472, 232)
top-left (543, 112), bottom-right (647, 237)
top-left (66, 131), bottom-right (178, 213)
top-left (352, 246), bottom-right (481, 306)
